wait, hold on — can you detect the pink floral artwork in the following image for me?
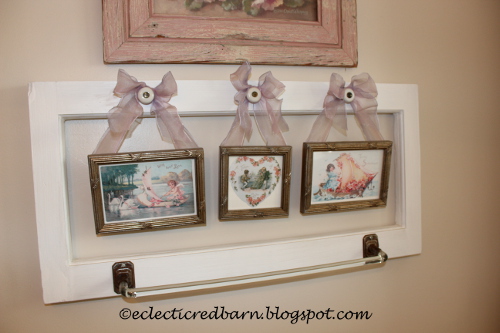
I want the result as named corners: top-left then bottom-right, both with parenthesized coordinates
top-left (162, 0), bottom-right (318, 21)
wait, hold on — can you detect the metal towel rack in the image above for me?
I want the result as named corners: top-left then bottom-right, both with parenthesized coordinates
top-left (113, 234), bottom-right (388, 299)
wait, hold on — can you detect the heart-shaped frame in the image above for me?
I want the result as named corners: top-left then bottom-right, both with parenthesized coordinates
top-left (229, 155), bottom-right (281, 208)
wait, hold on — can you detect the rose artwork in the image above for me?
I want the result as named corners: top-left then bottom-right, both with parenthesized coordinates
top-left (186, 0), bottom-right (308, 17)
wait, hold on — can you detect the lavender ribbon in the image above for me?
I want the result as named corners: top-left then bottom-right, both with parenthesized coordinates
top-left (306, 73), bottom-right (384, 142)
top-left (221, 61), bottom-right (288, 146)
top-left (93, 69), bottom-right (198, 154)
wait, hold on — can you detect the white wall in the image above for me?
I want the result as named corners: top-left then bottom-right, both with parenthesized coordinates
top-left (1, 0), bottom-right (499, 332)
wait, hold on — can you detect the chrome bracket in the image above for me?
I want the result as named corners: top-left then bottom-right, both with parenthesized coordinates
top-left (112, 261), bottom-right (135, 294)
top-left (363, 234), bottom-right (388, 262)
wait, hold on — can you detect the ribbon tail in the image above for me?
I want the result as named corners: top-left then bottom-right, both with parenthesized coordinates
top-left (221, 102), bottom-right (252, 146)
top-left (306, 99), bottom-right (347, 142)
top-left (331, 101), bottom-right (347, 136)
top-left (155, 111), bottom-right (173, 143)
top-left (253, 99), bottom-right (287, 146)
top-left (354, 106), bottom-right (384, 141)
top-left (306, 109), bottom-right (333, 142)
top-left (154, 103), bottom-right (198, 149)
top-left (93, 94), bottom-right (143, 154)
top-left (265, 98), bottom-right (289, 133)
top-left (93, 127), bottom-right (130, 154)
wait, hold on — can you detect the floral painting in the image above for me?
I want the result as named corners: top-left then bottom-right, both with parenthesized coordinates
top-left (154, 0), bottom-right (318, 21)
top-left (228, 155), bottom-right (282, 208)
top-left (311, 150), bottom-right (385, 204)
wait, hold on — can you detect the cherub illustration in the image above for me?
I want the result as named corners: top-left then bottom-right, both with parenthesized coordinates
top-left (162, 180), bottom-right (187, 205)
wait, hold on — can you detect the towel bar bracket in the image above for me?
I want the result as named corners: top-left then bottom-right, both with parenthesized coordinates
top-left (363, 234), bottom-right (386, 261)
top-left (112, 261), bottom-right (135, 294)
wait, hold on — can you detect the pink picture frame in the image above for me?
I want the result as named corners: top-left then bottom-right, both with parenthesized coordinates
top-left (102, 0), bottom-right (357, 66)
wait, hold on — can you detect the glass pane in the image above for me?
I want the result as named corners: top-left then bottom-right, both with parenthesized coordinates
top-left (66, 113), bottom-right (397, 261)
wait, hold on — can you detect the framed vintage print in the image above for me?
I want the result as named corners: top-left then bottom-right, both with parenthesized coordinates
top-left (301, 141), bottom-right (392, 215)
top-left (219, 146), bottom-right (292, 220)
top-left (88, 148), bottom-right (205, 234)
top-left (102, 0), bottom-right (357, 66)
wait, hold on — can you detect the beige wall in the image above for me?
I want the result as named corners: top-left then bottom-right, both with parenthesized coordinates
top-left (1, 0), bottom-right (499, 332)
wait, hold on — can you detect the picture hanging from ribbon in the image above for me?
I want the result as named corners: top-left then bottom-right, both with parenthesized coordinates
top-left (88, 70), bottom-right (206, 234)
top-left (219, 62), bottom-right (292, 221)
top-left (302, 73), bottom-right (392, 215)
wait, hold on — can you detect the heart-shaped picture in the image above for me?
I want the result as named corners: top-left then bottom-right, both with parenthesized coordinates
top-left (228, 155), bottom-right (282, 207)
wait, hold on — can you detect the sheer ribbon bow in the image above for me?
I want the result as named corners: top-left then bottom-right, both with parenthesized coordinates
top-left (221, 61), bottom-right (288, 146)
top-left (93, 69), bottom-right (197, 154)
top-left (306, 73), bottom-right (384, 142)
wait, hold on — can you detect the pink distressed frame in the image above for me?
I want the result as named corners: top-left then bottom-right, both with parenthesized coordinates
top-left (103, 0), bottom-right (357, 66)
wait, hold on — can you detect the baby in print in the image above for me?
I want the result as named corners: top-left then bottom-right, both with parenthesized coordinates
top-left (163, 180), bottom-right (187, 205)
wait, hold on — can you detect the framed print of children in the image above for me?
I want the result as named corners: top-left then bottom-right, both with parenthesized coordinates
top-left (301, 141), bottom-right (392, 215)
top-left (313, 162), bottom-right (340, 197)
top-left (311, 150), bottom-right (384, 204)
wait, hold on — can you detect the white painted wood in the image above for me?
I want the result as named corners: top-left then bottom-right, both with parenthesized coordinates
top-left (29, 79), bottom-right (420, 303)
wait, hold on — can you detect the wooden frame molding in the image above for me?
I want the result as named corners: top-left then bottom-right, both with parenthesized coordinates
top-left (102, 0), bottom-right (358, 66)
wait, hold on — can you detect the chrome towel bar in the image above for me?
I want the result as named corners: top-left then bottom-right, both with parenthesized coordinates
top-left (113, 234), bottom-right (388, 299)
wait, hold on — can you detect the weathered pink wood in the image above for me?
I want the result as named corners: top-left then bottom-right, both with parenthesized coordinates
top-left (129, 0), bottom-right (152, 34)
top-left (102, 0), bottom-right (126, 62)
top-left (102, 0), bottom-right (357, 66)
top-left (130, 19), bottom-right (338, 45)
top-left (341, 0), bottom-right (358, 63)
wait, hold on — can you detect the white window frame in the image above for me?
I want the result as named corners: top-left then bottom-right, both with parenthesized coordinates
top-left (29, 79), bottom-right (420, 303)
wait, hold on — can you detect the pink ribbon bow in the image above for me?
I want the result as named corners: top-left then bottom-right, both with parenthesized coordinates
top-left (93, 69), bottom-right (197, 154)
top-left (306, 73), bottom-right (384, 142)
top-left (221, 61), bottom-right (289, 146)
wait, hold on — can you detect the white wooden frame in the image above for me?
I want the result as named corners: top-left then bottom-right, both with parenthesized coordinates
top-left (29, 79), bottom-right (420, 304)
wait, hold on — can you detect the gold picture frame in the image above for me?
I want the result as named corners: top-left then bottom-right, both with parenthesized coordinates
top-left (219, 146), bottom-right (292, 221)
top-left (88, 148), bottom-right (205, 235)
top-left (301, 141), bottom-right (392, 215)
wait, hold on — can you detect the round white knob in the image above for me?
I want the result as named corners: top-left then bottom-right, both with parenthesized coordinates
top-left (344, 88), bottom-right (355, 102)
top-left (137, 87), bottom-right (155, 105)
top-left (246, 87), bottom-right (262, 103)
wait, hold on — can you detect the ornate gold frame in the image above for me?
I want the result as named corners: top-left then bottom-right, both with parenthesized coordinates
top-left (219, 146), bottom-right (292, 221)
top-left (88, 148), bottom-right (205, 235)
top-left (301, 141), bottom-right (392, 215)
